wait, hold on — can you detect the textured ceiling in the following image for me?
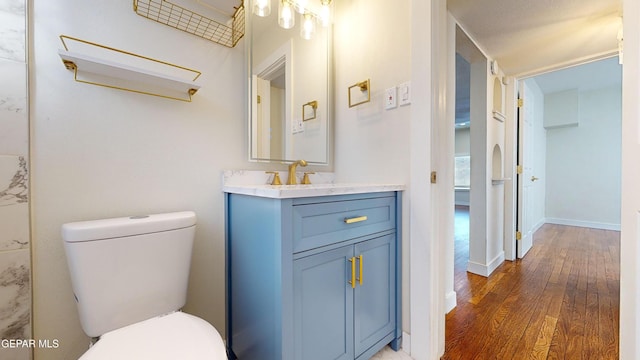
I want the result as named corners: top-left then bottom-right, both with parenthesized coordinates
top-left (448, 0), bottom-right (622, 76)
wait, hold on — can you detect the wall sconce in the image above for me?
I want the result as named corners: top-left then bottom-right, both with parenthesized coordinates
top-left (303, 100), bottom-right (318, 121)
top-left (348, 79), bottom-right (370, 108)
top-left (253, 0), bottom-right (332, 40)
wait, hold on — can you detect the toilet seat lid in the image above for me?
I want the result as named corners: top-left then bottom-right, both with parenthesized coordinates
top-left (79, 311), bottom-right (226, 360)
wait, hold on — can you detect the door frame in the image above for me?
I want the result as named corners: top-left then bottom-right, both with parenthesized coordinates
top-left (417, 2), bottom-right (640, 360)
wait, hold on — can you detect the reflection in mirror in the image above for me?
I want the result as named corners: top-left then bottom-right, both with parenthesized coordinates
top-left (248, 0), bottom-right (332, 165)
top-left (302, 100), bottom-right (318, 121)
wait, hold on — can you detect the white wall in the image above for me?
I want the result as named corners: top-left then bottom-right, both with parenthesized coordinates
top-left (454, 128), bottom-right (470, 205)
top-left (620, 1), bottom-right (640, 357)
top-left (31, 1), bottom-right (253, 358)
top-left (485, 68), bottom-right (506, 276)
top-left (545, 85), bottom-right (622, 229)
top-left (467, 59), bottom-right (488, 273)
top-left (333, 0), bottom-right (412, 332)
top-left (454, 128), bottom-right (470, 155)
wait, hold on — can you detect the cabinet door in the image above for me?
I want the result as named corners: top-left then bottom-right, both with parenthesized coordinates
top-left (293, 246), bottom-right (355, 360)
top-left (354, 234), bottom-right (396, 356)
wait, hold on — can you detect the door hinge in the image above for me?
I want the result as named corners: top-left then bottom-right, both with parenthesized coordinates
top-left (516, 231), bottom-right (522, 240)
top-left (517, 98), bottom-right (524, 108)
top-left (430, 171), bottom-right (437, 184)
top-left (516, 165), bottom-right (523, 174)
top-left (257, 95), bottom-right (261, 104)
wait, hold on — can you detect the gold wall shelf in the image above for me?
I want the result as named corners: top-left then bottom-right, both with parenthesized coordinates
top-left (58, 35), bottom-right (201, 102)
top-left (133, 0), bottom-right (245, 48)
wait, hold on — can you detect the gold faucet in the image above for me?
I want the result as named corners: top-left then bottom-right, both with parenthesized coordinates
top-left (302, 172), bottom-right (315, 185)
top-left (265, 171), bottom-right (282, 185)
top-left (287, 160), bottom-right (307, 185)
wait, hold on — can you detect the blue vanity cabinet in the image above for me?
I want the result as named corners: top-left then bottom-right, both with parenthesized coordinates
top-left (225, 191), bottom-right (402, 360)
top-left (293, 244), bottom-right (355, 360)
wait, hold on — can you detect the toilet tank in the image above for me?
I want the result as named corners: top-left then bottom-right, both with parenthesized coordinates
top-left (62, 211), bottom-right (196, 338)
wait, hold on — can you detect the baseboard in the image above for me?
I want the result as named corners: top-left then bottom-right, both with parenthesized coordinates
top-left (533, 218), bottom-right (545, 233)
top-left (467, 251), bottom-right (505, 277)
top-left (545, 217), bottom-right (620, 231)
top-left (445, 291), bottom-right (457, 313)
top-left (402, 331), bottom-right (411, 354)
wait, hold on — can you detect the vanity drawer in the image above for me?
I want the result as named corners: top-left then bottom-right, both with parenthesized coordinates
top-left (292, 196), bottom-right (396, 253)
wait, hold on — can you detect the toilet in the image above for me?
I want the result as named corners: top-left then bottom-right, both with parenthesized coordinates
top-left (62, 211), bottom-right (227, 359)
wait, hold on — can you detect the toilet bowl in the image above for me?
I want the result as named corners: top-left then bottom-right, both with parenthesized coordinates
top-left (78, 312), bottom-right (226, 360)
top-left (62, 211), bottom-right (227, 360)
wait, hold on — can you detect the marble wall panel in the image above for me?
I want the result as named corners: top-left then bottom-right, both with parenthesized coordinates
top-left (0, 155), bottom-right (28, 251)
top-left (0, 59), bottom-right (28, 155)
top-left (0, 0), bottom-right (26, 62)
top-left (0, 249), bottom-right (31, 360)
top-left (0, 1), bottom-right (29, 359)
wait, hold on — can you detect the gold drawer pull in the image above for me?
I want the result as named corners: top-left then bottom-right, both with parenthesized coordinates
top-left (344, 216), bottom-right (368, 224)
top-left (348, 257), bottom-right (356, 288)
top-left (357, 255), bottom-right (363, 286)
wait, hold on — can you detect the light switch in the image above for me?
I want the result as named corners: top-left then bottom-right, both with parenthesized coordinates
top-left (385, 87), bottom-right (397, 110)
top-left (399, 81), bottom-right (411, 106)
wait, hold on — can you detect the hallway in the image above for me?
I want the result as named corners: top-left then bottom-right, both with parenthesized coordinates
top-left (443, 207), bottom-right (620, 359)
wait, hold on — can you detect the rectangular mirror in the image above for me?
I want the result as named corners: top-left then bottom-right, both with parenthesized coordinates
top-left (247, 0), bottom-right (332, 165)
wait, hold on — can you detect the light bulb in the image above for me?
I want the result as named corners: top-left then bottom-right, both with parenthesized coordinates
top-left (253, 0), bottom-right (271, 17)
top-left (278, 0), bottom-right (295, 29)
top-left (300, 12), bottom-right (315, 40)
top-left (319, 1), bottom-right (331, 27)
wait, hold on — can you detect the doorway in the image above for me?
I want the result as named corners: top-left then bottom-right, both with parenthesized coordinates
top-left (445, 56), bottom-right (623, 357)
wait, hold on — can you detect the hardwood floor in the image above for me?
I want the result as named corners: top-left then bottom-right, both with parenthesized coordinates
top-left (443, 207), bottom-right (620, 359)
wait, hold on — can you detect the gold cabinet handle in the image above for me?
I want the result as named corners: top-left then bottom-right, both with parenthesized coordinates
top-left (531, 176), bottom-right (539, 182)
top-left (348, 257), bottom-right (356, 288)
top-left (357, 255), bottom-right (363, 286)
top-left (344, 216), bottom-right (368, 224)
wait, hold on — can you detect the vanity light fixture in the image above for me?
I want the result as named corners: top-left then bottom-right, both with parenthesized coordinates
top-left (319, 0), bottom-right (331, 27)
top-left (255, 0), bottom-right (333, 40)
top-left (300, 12), bottom-right (316, 40)
top-left (296, 0), bottom-right (308, 13)
top-left (278, 0), bottom-right (295, 29)
top-left (253, 0), bottom-right (271, 17)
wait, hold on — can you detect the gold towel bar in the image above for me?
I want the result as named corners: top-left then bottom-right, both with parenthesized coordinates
top-left (348, 79), bottom-right (371, 108)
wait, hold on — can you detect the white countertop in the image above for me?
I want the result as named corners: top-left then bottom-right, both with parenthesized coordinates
top-left (223, 183), bottom-right (405, 199)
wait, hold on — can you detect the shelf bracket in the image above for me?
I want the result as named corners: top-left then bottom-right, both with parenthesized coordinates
top-left (58, 35), bottom-right (202, 102)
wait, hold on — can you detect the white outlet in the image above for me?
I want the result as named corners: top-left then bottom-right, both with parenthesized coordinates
top-left (385, 87), bottom-right (397, 110)
top-left (292, 117), bottom-right (304, 134)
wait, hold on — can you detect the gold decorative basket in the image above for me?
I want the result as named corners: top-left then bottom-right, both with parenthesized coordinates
top-left (133, 0), bottom-right (245, 48)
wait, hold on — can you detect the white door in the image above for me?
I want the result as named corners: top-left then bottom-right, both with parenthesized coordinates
top-left (516, 81), bottom-right (536, 258)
